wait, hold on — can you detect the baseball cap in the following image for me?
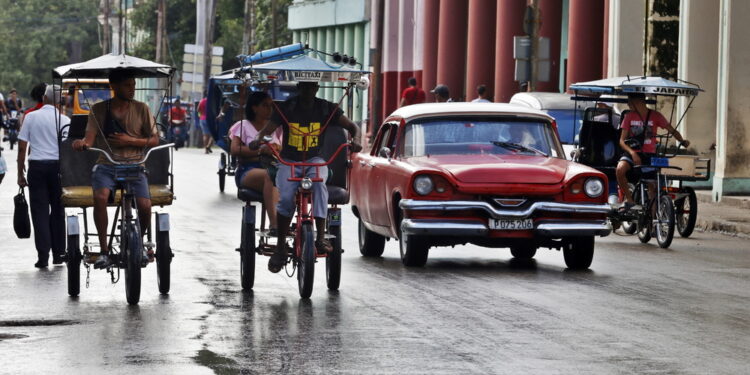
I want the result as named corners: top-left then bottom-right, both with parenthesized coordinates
top-left (430, 84), bottom-right (449, 97)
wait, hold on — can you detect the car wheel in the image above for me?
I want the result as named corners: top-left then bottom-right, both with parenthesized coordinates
top-left (510, 244), bottom-right (537, 260)
top-left (563, 236), bottom-right (595, 270)
top-left (399, 233), bottom-right (429, 267)
top-left (358, 217), bottom-right (385, 257)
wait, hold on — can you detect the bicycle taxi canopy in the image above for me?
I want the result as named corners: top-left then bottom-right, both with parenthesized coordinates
top-left (53, 54), bottom-right (177, 208)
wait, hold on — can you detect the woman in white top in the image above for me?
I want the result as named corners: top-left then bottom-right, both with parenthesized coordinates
top-left (229, 91), bottom-right (283, 235)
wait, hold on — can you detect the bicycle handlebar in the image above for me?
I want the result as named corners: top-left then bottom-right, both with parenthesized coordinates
top-left (88, 143), bottom-right (175, 165)
top-left (251, 136), bottom-right (358, 167)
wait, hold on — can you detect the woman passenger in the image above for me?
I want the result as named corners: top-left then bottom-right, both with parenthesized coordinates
top-left (230, 91), bottom-right (283, 235)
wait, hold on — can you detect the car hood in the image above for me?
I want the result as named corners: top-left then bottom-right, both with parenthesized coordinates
top-left (408, 154), bottom-right (568, 184)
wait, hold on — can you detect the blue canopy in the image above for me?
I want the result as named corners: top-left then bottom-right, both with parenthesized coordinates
top-left (242, 54), bottom-right (369, 83)
top-left (569, 76), bottom-right (702, 97)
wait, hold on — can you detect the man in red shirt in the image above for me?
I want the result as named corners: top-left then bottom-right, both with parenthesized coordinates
top-left (399, 77), bottom-right (426, 107)
top-left (616, 93), bottom-right (689, 211)
top-left (169, 98), bottom-right (188, 148)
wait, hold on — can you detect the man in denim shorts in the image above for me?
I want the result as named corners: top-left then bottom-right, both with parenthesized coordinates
top-left (72, 68), bottom-right (159, 268)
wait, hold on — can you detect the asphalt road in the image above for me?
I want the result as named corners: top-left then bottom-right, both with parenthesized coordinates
top-left (0, 148), bottom-right (748, 374)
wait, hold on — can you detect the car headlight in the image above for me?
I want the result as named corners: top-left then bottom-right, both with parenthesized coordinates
top-left (301, 177), bottom-right (313, 190)
top-left (413, 175), bottom-right (434, 195)
top-left (584, 178), bottom-right (604, 198)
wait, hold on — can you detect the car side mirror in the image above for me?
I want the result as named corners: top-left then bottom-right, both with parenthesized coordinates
top-left (378, 146), bottom-right (392, 159)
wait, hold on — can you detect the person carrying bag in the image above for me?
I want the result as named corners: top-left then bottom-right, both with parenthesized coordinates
top-left (13, 187), bottom-right (31, 239)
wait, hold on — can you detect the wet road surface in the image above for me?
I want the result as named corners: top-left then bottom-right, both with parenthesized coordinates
top-left (1, 148), bottom-right (748, 374)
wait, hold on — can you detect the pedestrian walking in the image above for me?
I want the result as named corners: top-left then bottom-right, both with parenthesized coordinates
top-left (399, 77), bottom-right (426, 107)
top-left (197, 93), bottom-right (214, 153)
top-left (16, 84), bottom-right (70, 268)
top-left (471, 84), bottom-right (491, 103)
top-left (431, 84), bottom-right (452, 103)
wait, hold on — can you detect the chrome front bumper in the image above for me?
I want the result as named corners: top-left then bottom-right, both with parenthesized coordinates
top-left (399, 199), bottom-right (613, 219)
top-left (399, 199), bottom-right (613, 238)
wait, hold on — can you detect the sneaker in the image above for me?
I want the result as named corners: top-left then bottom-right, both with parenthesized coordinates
top-left (94, 254), bottom-right (111, 269)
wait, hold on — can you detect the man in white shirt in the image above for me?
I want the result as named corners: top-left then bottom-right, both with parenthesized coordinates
top-left (17, 84), bottom-right (70, 268)
top-left (471, 84), bottom-right (491, 103)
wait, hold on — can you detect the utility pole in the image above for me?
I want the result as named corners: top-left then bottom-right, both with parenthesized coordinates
top-left (155, 0), bottom-right (165, 63)
top-left (102, 0), bottom-right (111, 54)
top-left (271, 0), bottom-right (277, 47)
top-left (529, 0), bottom-right (540, 92)
top-left (242, 0), bottom-right (255, 55)
top-left (118, 0), bottom-right (124, 54)
top-left (202, 0), bottom-right (217, 97)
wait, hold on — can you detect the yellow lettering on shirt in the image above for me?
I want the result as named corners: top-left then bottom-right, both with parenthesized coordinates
top-left (288, 122), bottom-right (321, 151)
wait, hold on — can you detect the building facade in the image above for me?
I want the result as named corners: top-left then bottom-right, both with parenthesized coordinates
top-left (288, 0), bottom-right (371, 123)
top-left (289, 0), bottom-right (750, 198)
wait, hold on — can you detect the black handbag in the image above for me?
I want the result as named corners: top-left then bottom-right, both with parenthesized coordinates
top-left (13, 187), bottom-right (31, 239)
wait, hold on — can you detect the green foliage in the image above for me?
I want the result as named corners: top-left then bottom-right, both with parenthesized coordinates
top-left (648, 0), bottom-right (680, 79)
top-left (0, 0), bottom-right (100, 98)
top-left (652, 0), bottom-right (679, 17)
top-left (130, 0), bottom-right (197, 70)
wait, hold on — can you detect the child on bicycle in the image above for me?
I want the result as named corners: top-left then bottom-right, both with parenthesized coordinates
top-left (616, 93), bottom-right (690, 212)
top-left (251, 81), bottom-right (361, 273)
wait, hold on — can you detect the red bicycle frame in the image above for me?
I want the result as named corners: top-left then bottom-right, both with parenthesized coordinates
top-left (262, 141), bottom-right (352, 259)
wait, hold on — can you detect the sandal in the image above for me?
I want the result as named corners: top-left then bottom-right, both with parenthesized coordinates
top-left (268, 248), bottom-right (286, 273)
top-left (315, 239), bottom-right (333, 255)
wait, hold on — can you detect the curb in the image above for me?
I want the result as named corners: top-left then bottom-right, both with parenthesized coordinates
top-left (694, 191), bottom-right (750, 238)
top-left (695, 217), bottom-right (750, 238)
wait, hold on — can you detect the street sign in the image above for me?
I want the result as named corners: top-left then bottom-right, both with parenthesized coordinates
top-left (513, 36), bottom-right (550, 82)
top-left (181, 43), bottom-right (224, 101)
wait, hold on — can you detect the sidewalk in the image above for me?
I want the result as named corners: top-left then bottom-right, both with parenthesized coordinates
top-left (694, 190), bottom-right (750, 238)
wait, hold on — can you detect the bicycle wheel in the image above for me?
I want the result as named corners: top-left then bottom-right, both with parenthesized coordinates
top-left (125, 223), bottom-right (143, 305)
top-left (67, 233), bottom-right (81, 297)
top-left (218, 153), bottom-right (227, 192)
top-left (297, 222), bottom-right (315, 298)
top-left (240, 209), bottom-right (255, 290)
top-left (156, 226), bottom-right (172, 295)
top-left (326, 224), bottom-right (342, 291)
top-left (655, 195), bottom-right (675, 248)
top-left (621, 183), bottom-right (638, 234)
top-left (637, 211), bottom-right (652, 244)
top-left (676, 187), bottom-right (697, 238)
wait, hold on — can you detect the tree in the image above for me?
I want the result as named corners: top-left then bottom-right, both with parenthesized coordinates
top-left (130, 0), bottom-right (197, 70)
top-left (0, 0), bottom-right (100, 99)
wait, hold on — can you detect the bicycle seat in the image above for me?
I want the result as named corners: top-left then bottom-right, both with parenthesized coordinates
top-left (237, 188), bottom-right (263, 202)
top-left (327, 185), bottom-right (349, 205)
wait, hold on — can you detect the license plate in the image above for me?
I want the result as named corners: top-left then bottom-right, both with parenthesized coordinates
top-left (489, 218), bottom-right (533, 230)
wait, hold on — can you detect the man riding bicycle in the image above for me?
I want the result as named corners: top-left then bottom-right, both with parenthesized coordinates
top-left (616, 93), bottom-right (689, 212)
top-left (72, 68), bottom-right (160, 269)
top-left (252, 81), bottom-right (362, 273)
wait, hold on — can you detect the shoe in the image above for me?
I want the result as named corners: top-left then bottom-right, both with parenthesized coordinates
top-left (268, 248), bottom-right (286, 273)
top-left (315, 239), bottom-right (333, 255)
top-left (34, 261), bottom-right (48, 268)
top-left (52, 254), bottom-right (65, 265)
top-left (268, 227), bottom-right (278, 237)
top-left (146, 248), bottom-right (155, 263)
top-left (94, 254), bottom-right (112, 269)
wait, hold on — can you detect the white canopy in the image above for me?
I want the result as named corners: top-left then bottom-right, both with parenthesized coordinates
top-left (569, 76), bottom-right (702, 97)
top-left (53, 54), bottom-right (174, 79)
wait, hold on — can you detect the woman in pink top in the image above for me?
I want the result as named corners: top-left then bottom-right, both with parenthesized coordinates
top-left (230, 92), bottom-right (283, 234)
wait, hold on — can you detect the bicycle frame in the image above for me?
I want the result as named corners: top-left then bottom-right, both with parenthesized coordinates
top-left (259, 141), bottom-right (352, 263)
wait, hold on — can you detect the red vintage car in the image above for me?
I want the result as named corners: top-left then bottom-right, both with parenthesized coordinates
top-left (351, 103), bottom-right (612, 269)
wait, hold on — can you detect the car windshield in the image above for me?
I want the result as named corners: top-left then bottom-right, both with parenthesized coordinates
top-left (403, 117), bottom-right (562, 158)
top-left (546, 109), bottom-right (583, 145)
top-left (77, 88), bottom-right (112, 111)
